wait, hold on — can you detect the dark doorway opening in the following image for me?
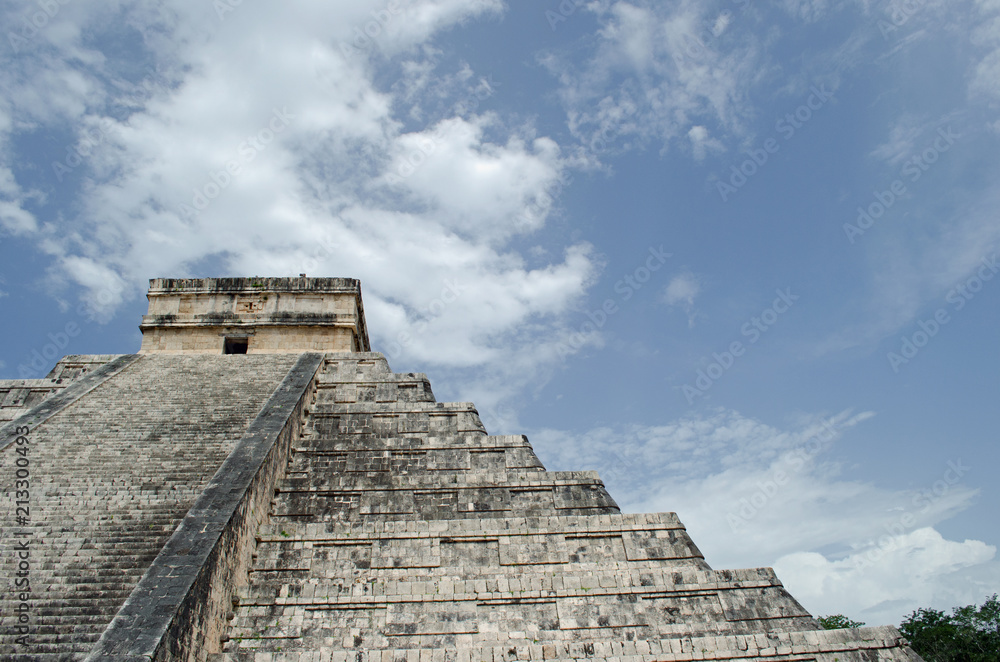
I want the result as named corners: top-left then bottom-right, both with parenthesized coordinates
top-left (224, 338), bottom-right (249, 354)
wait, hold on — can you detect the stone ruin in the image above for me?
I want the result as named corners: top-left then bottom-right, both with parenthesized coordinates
top-left (0, 277), bottom-right (923, 661)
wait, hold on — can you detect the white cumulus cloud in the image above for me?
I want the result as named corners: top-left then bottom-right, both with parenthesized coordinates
top-left (0, 0), bottom-right (599, 409)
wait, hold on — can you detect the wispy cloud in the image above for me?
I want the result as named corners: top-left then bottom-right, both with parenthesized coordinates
top-left (662, 271), bottom-right (701, 327)
top-left (540, 0), bottom-right (766, 160)
top-left (971, 0), bottom-right (1000, 131)
top-left (663, 271), bottom-right (701, 307)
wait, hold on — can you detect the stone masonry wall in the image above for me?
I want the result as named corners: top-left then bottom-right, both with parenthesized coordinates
top-left (216, 355), bottom-right (923, 662)
top-left (0, 353), bottom-right (301, 660)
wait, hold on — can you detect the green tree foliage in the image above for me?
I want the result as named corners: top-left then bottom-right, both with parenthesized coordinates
top-left (899, 594), bottom-right (1000, 661)
top-left (818, 614), bottom-right (865, 630)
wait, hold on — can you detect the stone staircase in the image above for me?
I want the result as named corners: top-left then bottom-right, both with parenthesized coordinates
top-left (213, 355), bottom-right (923, 662)
top-left (0, 354), bottom-right (302, 660)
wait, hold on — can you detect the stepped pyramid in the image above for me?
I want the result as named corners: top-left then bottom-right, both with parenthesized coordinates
top-left (0, 277), bottom-right (922, 661)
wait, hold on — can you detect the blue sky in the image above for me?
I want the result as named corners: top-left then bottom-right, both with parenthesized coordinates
top-left (2, 0), bottom-right (998, 627)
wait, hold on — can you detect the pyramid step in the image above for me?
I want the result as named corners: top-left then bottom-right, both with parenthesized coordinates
top-left (217, 627), bottom-right (919, 660)
top-left (292, 434), bottom-right (539, 451)
top-left (238, 564), bottom-right (754, 599)
top-left (314, 379), bottom-right (436, 404)
top-left (255, 512), bottom-right (687, 541)
top-left (278, 464), bottom-right (546, 487)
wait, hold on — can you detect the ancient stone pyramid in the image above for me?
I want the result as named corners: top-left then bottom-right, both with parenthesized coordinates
top-left (0, 277), bottom-right (922, 661)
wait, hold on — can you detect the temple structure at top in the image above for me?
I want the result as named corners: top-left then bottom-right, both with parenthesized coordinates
top-left (138, 276), bottom-right (370, 354)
